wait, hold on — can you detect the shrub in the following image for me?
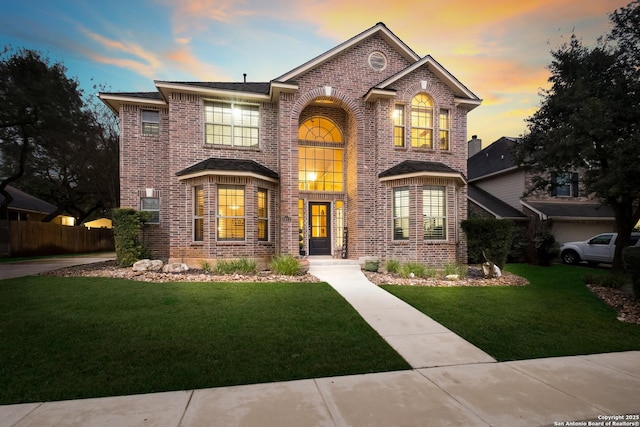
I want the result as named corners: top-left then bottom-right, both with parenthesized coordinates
top-left (386, 259), bottom-right (401, 274)
top-left (399, 262), bottom-right (427, 278)
top-left (270, 254), bottom-right (302, 276)
top-left (534, 227), bottom-right (560, 266)
top-left (111, 208), bottom-right (150, 267)
top-left (212, 258), bottom-right (257, 275)
top-left (461, 218), bottom-right (513, 269)
top-left (363, 260), bottom-right (379, 272)
top-left (582, 272), bottom-right (628, 289)
top-left (622, 247), bottom-right (640, 299)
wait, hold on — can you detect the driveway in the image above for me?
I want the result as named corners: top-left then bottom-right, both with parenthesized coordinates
top-left (0, 253), bottom-right (115, 280)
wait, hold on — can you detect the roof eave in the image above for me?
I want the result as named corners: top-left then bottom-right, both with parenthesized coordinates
top-left (97, 93), bottom-right (167, 115)
top-left (467, 197), bottom-right (528, 220)
top-left (155, 81), bottom-right (272, 102)
top-left (379, 171), bottom-right (467, 185)
top-left (275, 23), bottom-right (420, 83)
top-left (363, 88), bottom-right (397, 103)
top-left (177, 170), bottom-right (279, 183)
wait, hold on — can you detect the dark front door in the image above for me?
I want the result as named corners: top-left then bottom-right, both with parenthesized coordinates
top-left (309, 202), bottom-right (331, 255)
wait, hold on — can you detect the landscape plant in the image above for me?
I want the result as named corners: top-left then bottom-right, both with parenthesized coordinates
top-left (270, 254), bottom-right (302, 275)
top-left (622, 246), bottom-right (640, 299)
top-left (111, 208), bottom-right (150, 267)
top-left (461, 218), bottom-right (514, 268)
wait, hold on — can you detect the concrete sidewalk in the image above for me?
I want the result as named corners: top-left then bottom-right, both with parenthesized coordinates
top-left (1, 258), bottom-right (639, 426)
top-left (0, 253), bottom-right (115, 280)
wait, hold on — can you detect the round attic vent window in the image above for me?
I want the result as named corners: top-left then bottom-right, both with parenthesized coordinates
top-left (369, 51), bottom-right (387, 71)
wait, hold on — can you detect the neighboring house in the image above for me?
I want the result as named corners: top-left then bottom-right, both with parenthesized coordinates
top-left (0, 185), bottom-right (75, 225)
top-left (99, 23), bottom-right (481, 267)
top-left (467, 136), bottom-right (615, 244)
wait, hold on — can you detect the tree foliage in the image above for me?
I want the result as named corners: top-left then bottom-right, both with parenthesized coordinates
top-left (513, 1), bottom-right (640, 271)
top-left (0, 47), bottom-right (118, 223)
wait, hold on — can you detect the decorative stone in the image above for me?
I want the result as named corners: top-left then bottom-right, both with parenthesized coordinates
top-left (162, 263), bottom-right (189, 273)
top-left (132, 259), bottom-right (164, 272)
top-left (445, 274), bottom-right (459, 280)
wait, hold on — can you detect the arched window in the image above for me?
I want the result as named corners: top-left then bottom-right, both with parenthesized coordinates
top-left (298, 116), bottom-right (344, 192)
top-left (411, 94), bottom-right (433, 149)
top-left (298, 117), bottom-right (342, 143)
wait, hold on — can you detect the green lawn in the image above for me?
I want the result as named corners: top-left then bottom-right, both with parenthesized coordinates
top-left (0, 277), bottom-right (409, 405)
top-left (382, 264), bottom-right (640, 361)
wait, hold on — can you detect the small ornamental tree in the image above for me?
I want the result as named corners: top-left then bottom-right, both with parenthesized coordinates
top-left (622, 247), bottom-right (640, 299)
top-left (111, 208), bottom-right (150, 267)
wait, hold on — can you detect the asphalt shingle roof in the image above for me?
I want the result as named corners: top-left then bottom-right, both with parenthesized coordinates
top-left (525, 201), bottom-right (614, 219)
top-left (468, 184), bottom-right (528, 219)
top-left (468, 137), bottom-right (518, 180)
top-left (0, 185), bottom-right (57, 214)
top-left (379, 160), bottom-right (464, 179)
top-left (176, 158), bottom-right (279, 180)
top-left (157, 81), bottom-right (271, 94)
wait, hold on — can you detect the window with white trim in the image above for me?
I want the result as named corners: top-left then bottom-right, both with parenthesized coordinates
top-left (204, 101), bottom-right (259, 148)
top-left (257, 188), bottom-right (268, 241)
top-left (141, 197), bottom-right (160, 224)
top-left (217, 185), bottom-right (245, 241)
top-left (423, 186), bottom-right (446, 240)
top-left (393, 187), bottom-right (409, 240)
top-left (193, 186), bottom-right (204, 242)
top-left (141, 110), bottom-right (159, 135)
top-left (439, 109), bottom-right (450, 150)
top-left (393, 105), bottom-right (405, 147)
top-left (411, 94), bottom-right (433, 148)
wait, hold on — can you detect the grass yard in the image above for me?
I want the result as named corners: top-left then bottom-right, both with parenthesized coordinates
top-left (382, 264), bottom-right (640, 361)
top-left (0, 277), bottom-right (409, 405)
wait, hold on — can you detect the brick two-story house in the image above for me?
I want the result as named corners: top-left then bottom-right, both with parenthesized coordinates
top-left (99, 23), bottom-right (481, 267)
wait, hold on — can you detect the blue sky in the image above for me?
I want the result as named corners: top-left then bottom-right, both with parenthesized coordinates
top-left (0, 0), bottom-right (629, 145)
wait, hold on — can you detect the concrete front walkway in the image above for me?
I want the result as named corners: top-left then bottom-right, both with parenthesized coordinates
top-left (309, 260), bottom-right (496, 368)
top-left (2, 256), bottom-right (639, 426)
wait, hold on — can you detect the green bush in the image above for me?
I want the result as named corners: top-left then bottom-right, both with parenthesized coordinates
top-left (212, 258), bottom-right (257, 275)
top-left (111, 208), bottom-right (150, 267)
top-left (461, 218), bottom-right (514, 269)
top-left (622, 247), bottom-right (640, 299)
top-left (399, 262), bottom-right (428, 278)
top-left (363, 260), bottom-right (379, 272)
top-left (582, 272), bottom-right (628, 289)
top-left (386, 259), bottom-right (401, 274)
top-left (534, 227), bottom-right (560, 266)
top-left (270, 255), bottom-right (302, 276)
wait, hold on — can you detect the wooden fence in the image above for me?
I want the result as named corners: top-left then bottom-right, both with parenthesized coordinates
top-left (5, 221), bottom-right (114, 257)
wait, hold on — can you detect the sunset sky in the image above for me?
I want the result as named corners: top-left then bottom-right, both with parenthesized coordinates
top-left (0, 0), bottom-right (629, 146)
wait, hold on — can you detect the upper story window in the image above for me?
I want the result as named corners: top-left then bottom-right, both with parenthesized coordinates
top-left (298, 116), bottom-right (344, 192)
top-left (141, 110), bottom-right (159, 135)
top-left (204, 101), bottom-right (259, 148)
top-left (368, 51), bottom-right (387, 71)
top-left (439, 109), bottom-right (450, 150)
top-left (552, 172), bottom-right (579, 197)
top-left (393, 105), bottom-right (405, 147)
top-left (411, 94), bottom-right (433, 149)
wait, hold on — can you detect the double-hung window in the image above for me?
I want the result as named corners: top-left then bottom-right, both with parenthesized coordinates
top-left (217, 185), bottom-right (245, 241)
top-left (393, 105), bottom-right (405, 147)
top-left (411, 94), bottom-right (433, 148)
top-left (393, 188), bottom-right (410, 240)
top-left (552, 172), bottom-right (579, 197)
top-left (193, 186), bottom-right (204, 241)
top-left (439, 109), bottom-right (450, 150)
top-left (204, 102), bottom-right (259, 148)
top-left (423, 186), bottom-right (446, 240)
top-left (141, 197), bottom-right (160, 224)
top-left (141, 110), bottom-right (159, 135)
top-left (257, 188), bottom-right (268, 241)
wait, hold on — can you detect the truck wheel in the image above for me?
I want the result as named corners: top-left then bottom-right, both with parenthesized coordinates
top-left (561, 250), bottom-right (579, 265)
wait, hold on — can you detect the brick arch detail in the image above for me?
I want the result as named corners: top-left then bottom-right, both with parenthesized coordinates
top-left (291, 87), bottom-right (363, 127)
top-left (400, 81), bottom-right (450, 109)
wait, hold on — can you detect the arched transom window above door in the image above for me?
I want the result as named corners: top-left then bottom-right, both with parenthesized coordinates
top-left (298, 116), bottom-right (344, 192)
top-left (298, 117), bottom-right (343, 143)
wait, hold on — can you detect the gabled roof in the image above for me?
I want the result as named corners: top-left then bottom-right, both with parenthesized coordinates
top-left (275, 22), bottom-right (420, 82)
top-left (522, 201), bottom-right (615, 221)
top-left (0, 185), bottom-right (57, 215)
top-left (379, 160), bottom-right (466, 185)
top-left (364, 55), bottom-right (481, 109)
top-left (176, 158), bottom-right (279, 182)
top-left (468, 184), bottom-right (528, 220)
top-left (468, 137), bottom-right (519, 181)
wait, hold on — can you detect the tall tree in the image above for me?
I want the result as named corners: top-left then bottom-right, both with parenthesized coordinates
top-left (0, 48), bottom-right (119, 223)
top-left (513, 1), bottom-right (640, 272)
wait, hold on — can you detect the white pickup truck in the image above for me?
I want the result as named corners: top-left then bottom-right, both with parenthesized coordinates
top-left (560, 232), bottom-right (640, 265)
